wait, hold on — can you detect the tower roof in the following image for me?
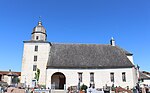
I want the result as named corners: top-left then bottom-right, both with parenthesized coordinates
top-left (32, 21), bottom-right (46, 34)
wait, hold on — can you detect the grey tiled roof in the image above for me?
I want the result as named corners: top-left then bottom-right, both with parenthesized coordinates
top-left (47, 43), bottom-right (134, 69)
top-left (139, 72), bottom-right (150, 79)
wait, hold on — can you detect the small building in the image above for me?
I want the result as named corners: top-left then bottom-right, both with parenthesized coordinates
top-left (0, 70), bottom-right (21, 85)
top-left (21, 21), bottom-right (138, 90)
top-left (139, 71), bottom-right (150, 86)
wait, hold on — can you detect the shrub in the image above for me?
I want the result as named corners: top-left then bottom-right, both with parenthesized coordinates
top-left (80, 84), bottom-right (87, 91)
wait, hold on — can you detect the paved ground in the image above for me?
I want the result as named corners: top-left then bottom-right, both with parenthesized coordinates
top-left (5, 87), bottom-right (25, 93)
top-left (4, 88), bottom-right (68, 93)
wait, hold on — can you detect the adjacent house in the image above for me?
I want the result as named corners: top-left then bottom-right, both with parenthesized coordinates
top-left (0, 70), bottom-right (21, 86)
top-left (139, 71), bottom-right (150, 86)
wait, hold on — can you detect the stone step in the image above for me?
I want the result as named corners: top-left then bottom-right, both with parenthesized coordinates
top-left (51, 90), bottom-right (67, 93)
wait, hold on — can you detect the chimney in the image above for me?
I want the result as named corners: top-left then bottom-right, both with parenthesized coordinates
top-left (110, 37), bottom-right (115, 46)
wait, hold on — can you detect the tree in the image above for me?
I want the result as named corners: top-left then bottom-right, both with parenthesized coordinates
top-left (35, 68), bottom-right (40, 82)
top-left (80, 84), bottom-right (87, 91)
top-left (12, 77), bottom-right (20, 84)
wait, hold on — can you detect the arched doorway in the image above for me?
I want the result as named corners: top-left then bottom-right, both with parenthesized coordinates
top-left (51, 72), bottom-right (66, 89)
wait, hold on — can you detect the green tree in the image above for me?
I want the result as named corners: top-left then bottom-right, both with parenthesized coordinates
top-left (80, 84), bottom-right (87, 91)
top-left (12, 77), bottom-right (20, 84)
top-left (35, 68), bottom-right (40, 82)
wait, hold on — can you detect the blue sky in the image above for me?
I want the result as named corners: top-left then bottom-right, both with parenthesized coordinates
top-left (0, 0), bottom-right (150, 71)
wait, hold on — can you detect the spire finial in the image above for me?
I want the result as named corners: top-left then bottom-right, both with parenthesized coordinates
top-left (38, 16), bottom-right (42, 26)
top-left (39, 16), bottom-right (42, 21)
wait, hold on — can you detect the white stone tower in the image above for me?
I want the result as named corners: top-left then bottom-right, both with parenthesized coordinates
top-left (21, 21), bottom-right (50, 87)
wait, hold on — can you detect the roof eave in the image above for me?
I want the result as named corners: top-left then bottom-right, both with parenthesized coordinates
top-left (46, 66), bottom-right (134, 69)
top-left (23, 40), bottom-right (51, 44)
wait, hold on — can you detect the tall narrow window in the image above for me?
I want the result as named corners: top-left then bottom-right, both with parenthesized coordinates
top-left (0, 75), bottom-right (2, 81)
top-left (34, 56), bottom-right (37, 61)
top-left (122, 72), bottom-right (126, 82)
top-left (110, 73), bottom-right (114, 82)
top-left (78, 72), bottom-right (82, 82)
top-left (35, 45), bottom-right (38, 51)
top-left (33, 65), bottom-right (37, 71)
top-left (36, 36), bottom-right (39, 40)
top-left (90, 72), bottom-right (94, 82)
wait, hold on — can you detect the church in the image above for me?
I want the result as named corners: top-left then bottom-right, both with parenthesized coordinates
top-left (21, 21), bottom-right (138, 90)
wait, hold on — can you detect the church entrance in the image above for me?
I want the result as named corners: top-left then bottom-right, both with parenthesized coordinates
top-left (51, 72), bottom-right (66, 89)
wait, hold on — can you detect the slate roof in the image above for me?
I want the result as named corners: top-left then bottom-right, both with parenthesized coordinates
top-left (139, 71), bottom-right (150, 79)
top-left (47, 43), bottom-right (134, 69)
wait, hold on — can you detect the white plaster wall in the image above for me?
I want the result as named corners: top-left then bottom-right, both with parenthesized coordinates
top-left (131, 67), bottom-right (138, 86)
top-left (3, 75), bottom-right (8, 83)
top-left (141, 80), bottom-right (150, 86)
top-left (2, 75), bottom-right (12, 85)
top-left (32, 33), bottom-right (46, 41)
top-left (21, 42), bottom-right (50, 87)
top-left (127, 55), bottom-right (134, 64)
top-left (7, 76), bottom-right (12, 85)
top-left (46, 67), bottom-right (137, 89)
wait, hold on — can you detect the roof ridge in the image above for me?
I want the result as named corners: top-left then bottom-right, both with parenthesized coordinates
top-left (51, 42), bottom-right (111, 45)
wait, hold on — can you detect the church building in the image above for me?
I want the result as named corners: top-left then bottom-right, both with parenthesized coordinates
top-left (21, 21), bottom-right (138, 90)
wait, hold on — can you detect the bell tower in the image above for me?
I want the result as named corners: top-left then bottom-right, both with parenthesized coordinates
top-left (31, 21), bottom-right (47, 41)
top-left (21, 21), bottom-right (50, 87)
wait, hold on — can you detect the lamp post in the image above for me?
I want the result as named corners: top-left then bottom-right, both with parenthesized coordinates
top-left (78, 78), bottom-right (80, 93)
